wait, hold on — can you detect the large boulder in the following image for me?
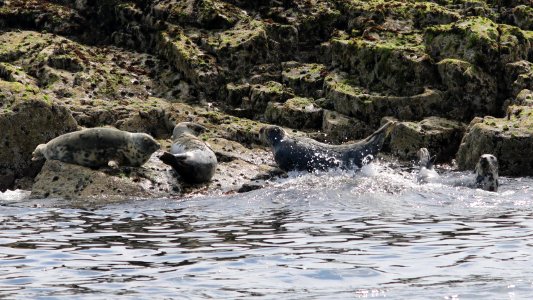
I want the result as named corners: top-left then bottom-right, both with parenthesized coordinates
top-left (456, 106), bottom-right (533, 176)
top-left (437, 58), bottom-right (499, 119)
top-left (388, 117), bottom-right (466, 162)
top-left (0, 84), bottom-right (77, 191)
top-left (31, 152), bottom-right (179, 200)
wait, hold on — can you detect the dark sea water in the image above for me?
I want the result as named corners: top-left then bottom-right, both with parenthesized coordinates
top-left (1, 162), bottom-right (532, 299)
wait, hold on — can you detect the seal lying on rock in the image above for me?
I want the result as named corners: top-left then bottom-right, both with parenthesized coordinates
top-left (259, 121), bottom-right (395, 172)
top-left (416, 148), bottom-right (499, 192)
top-left (32, 127), bottom-right (160, 168)
top-left (159, 122), bottom-right (217, 184)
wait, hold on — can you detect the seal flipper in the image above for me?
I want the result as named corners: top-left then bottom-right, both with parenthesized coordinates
top-left (159, 151), bottom-right (189, 169)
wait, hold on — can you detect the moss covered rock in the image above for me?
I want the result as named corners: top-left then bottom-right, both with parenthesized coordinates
top-left (265, 97), bottom-right (323, 130)
top-left (324, 71), bottom-right (445, 126)
top-left (388, 116), bottom-right (466, 162)
top-left (282, 61), bottom-right (326, 98)
top-left (437, 58), bottom-right (498, 119)
top-left (456, 105), bottom-right (533, 176)
top-left (0, 94), bottom-right (77, 190)
top-left (321, 110), bottom-right (371, 144)
top-left (249, 81), bottom-right (294, 113)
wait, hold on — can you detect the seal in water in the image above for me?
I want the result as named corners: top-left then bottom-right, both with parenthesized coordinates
top-left (159, 122), bottom-right (217, 184)
top-left (259, 121), bottom-right (395, 172)
top-left (32, 127), bottom-right (160, 168)
top-left (416, 148), bottom-right (499, 192)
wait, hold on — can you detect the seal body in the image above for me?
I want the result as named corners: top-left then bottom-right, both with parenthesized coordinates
top-left (474, 154), bottom-right (499, 192)
top-left (259, 121), bottom-right (395, 172)
top-left (32, 127), bottom-right (160, 168)
top-left (416, 148), bottom-right (439, 183)
top-left (415, 148), bottom-right (499, 192)
top-left (159, 122), bottom-right (217, 184)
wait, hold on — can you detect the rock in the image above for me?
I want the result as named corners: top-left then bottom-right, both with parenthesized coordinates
top-left (0, 94), bottom-right (78, 188)
top-left (321, 110), bottom-right (371, 143)
top-left (437, 58), bottom-right (498, 119)
top-left (265, 97), bottom-right (323, 129)
top-left (157, 27), bottom-right (221, 95)
top-left (31, 153), bottom-right (179, 201)
top-left (510, 5), bottom-right (533, 30)
top-left (206, 20), bottom-right (270, 76)
top-left (0, 169), bottom-right (14, 192)
top-left (324, 71), bottom-right (444, 126)
top-left (281, 61), bottom-right (326, 98)
top-left (329, 33), bottom-right (437, 96)
top-left (151, 0), bottom-right (246, 29)
top-left (425, 17), bottom-right (531, 73)
top-left (456, 106), bottom-right (533, 176)
top-left (249, 81), bottom-right (294, 114)
top-left (388, 117), bottom-right (466, 162)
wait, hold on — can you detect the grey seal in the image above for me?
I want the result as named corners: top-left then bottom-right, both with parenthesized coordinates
top-left (416, 148), bottom-right (499, 192)
top-left (159, 122), bottom-right (217, 184)
top-left (32, 127), bottom-right (160, 168)
top-left (259, 121), bottom-right (395, 172)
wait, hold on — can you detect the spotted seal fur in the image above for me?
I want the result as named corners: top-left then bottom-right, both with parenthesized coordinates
top-left (416, 148), bottom-right (499, 192)
top-left (32, 127), bottom-right (160, 168)
top-left (259, 121), bottom-right (395, 172)
top-left (159, 122), bottom-right (217, 184)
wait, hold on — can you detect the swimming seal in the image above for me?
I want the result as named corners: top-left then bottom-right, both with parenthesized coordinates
top-left (159, 122), bottom-right (217, 184)
top-left (32, 127), bottom-right (160, 168)
top-left (416, 148), bottom-right (499, 192)
top-left (259, 121), bottom-right (395, 172)
top-left (416, 147), bottom-right (439, 183)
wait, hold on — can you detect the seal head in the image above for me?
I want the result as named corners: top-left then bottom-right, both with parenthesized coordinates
top-left (474, 154), bottom-right (499, 192)
top-left (172, 122), bottom-right (208, 140)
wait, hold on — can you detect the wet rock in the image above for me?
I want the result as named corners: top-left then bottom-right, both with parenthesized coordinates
top-left (0, 169), bottom-right (14, 192)
top-left (265, 97), bottom-right (323, 129)
top-left (437, 58), bottom-right (498, 119)
top-left (388, 117), bottom-right (466, 162)
top-left (31, 152), bottom-right (179, 201)
top-left (281, 61), bottom-right (326, 98)
top-left (321, 110), bottom-right (371, 144)
top-left (456, 106), bottom-right (533, 176)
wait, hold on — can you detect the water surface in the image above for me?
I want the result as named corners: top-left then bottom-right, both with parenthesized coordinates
top-left (1, 162), bottom-right (532, 299)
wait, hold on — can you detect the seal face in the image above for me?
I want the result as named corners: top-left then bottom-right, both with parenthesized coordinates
top-left (160, 122), bottom-right (217, 184)
top-left (259, 121), bottom-right (395, 172)
top-left (32, 127), bottom-right (160, 168)
top-left (474, 154), bottom-right (499, 192)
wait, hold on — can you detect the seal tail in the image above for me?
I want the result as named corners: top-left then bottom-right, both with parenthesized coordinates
top-left (159, 152), bottom-right (189, 168)
top-left (358, 121), bottom-right (396, 153)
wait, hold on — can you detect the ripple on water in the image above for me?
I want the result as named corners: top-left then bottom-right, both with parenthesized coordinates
top-left (0, 161), bottom-right (533, 299)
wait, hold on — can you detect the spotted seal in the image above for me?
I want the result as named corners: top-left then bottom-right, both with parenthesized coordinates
top-left (259, 121), bottom-right (395, 172)
top-left (416, 148), bottom-right (499, 192)
top-left (32, 127), bottom-right (160, 168)
top-left (159, 122), bottom-right (217, 184)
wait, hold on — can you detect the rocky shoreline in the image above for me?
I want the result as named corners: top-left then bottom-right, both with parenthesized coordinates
top-left (0, 0), bottom-right (532, 200)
